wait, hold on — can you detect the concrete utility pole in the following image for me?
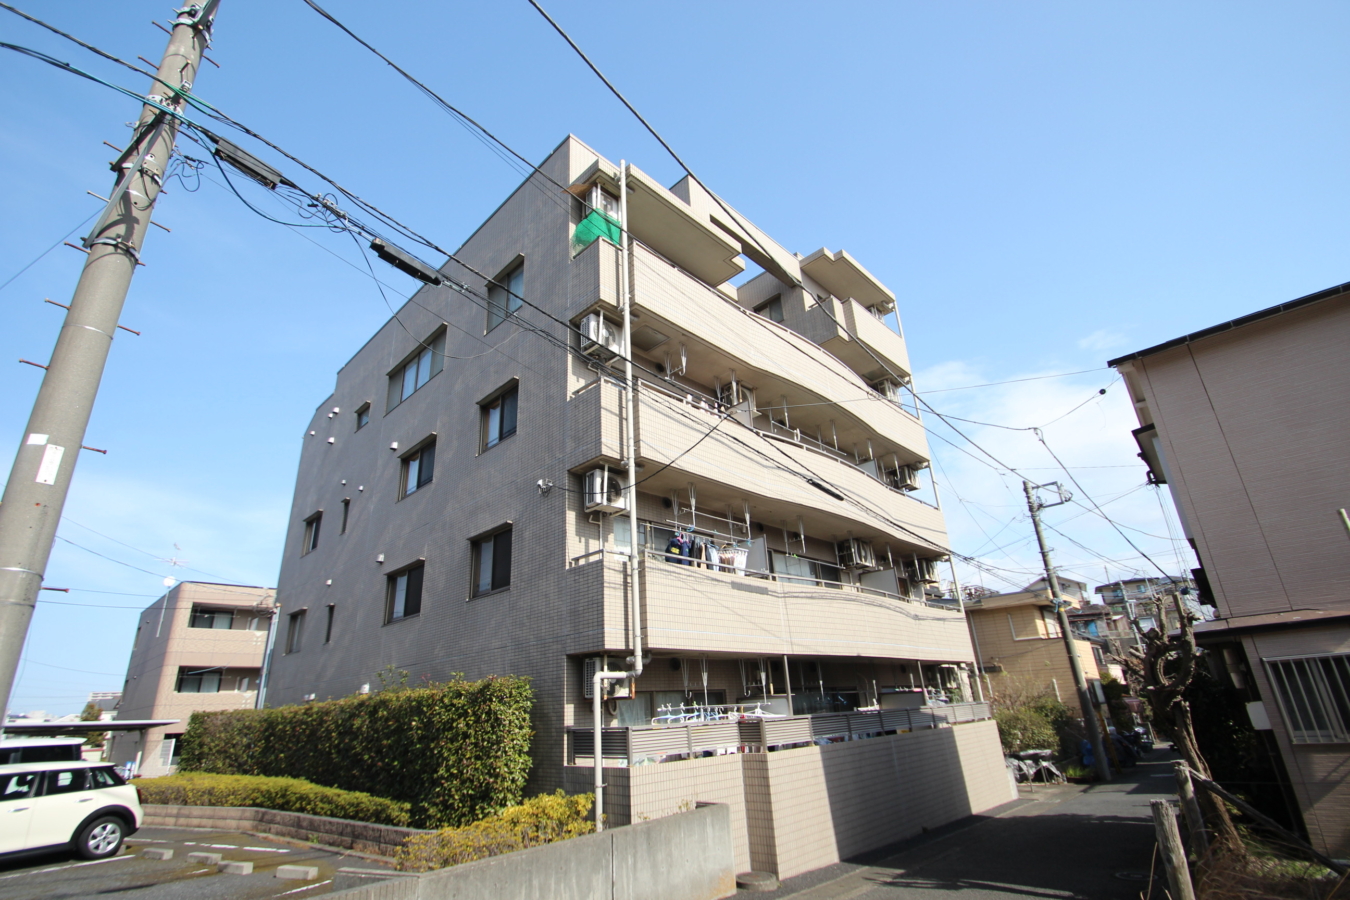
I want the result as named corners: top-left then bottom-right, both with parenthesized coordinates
top-left (0, 2), bottom-right (220, 720)
top-left (1022, 480), bottom-right (1111, 782)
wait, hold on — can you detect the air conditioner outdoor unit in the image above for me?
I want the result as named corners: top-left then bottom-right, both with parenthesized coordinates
top-left (909, 557), bottom-right (940, 584)
top-left (583, 468), bottom-right (626, 513)
top-left (837, 538), bottom-right (878, 571)
top-left (580, 313), bottom-right (622, 360)
top-left (581, 657), bottom-right (631, 699)
top-left (895, 465), bottom-right (922, 492)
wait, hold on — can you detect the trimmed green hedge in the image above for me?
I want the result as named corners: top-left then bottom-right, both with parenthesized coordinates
top-left (394, 791), bottom-right (593, 872)
top-left (178, 676), bottom-right (533, 828)
top-left (135, 773), bottom-right (411, 826)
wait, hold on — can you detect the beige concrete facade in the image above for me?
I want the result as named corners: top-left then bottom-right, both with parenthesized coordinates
top-left (109, 581), bottom-right (275, 776)
top-left (266, 136), bottom-right (1008, 875)
top-left (1111, 285), bottom-right (1350, 856)
top-left (965, 590), bottom-right (1101, 701)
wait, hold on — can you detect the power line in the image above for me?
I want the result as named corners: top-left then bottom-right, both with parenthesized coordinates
top-left (922, 368), bottom-right (1109, 393)
top-left (1033, 428), bottom-right (1180, 585)
top-left (299, 0), bottom-right (577, 219)
top-left (525, 0), bottom-right (798, 289)
top-left (0, 211), bottom-right (100, 294)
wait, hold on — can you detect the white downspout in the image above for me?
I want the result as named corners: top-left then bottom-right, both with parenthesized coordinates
top-left (620, 160), bottom-right (644, 687)
top-left (592, 666), bottom-right (627, 832)
top-left (594, 162), bottom-right (643, 836)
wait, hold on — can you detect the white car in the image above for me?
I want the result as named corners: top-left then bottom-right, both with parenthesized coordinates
top-left (0, 761), bottom-right (142, 860)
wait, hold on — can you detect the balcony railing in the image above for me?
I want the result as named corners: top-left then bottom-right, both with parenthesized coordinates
top-left (567, 702), bottom-right (992, 765)
top-left (633, 376), bottom-right (935, 508)
top-left (568, 545), bottom-right (953, 613)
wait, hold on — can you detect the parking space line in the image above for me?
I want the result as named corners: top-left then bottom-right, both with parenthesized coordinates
top-left (0, 854), bottom-right (136, 880)
top-left (278, 879), bottom-right (332, 895)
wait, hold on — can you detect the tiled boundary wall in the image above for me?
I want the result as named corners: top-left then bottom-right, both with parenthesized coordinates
top-left (566, 718), bottom-right (1013, 879)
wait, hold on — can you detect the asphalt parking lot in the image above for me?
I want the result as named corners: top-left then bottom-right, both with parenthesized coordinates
top-left (0, 826), bottom-right (394, 900)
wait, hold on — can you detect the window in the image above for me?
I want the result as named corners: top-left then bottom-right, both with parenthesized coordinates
top-left (401, 441), bottom-right (436, 497)
top-left (189, 607), bottom-right (235, 630)
top-left (176, 668), bottom-right (222, 693)
top-left (487, 264), bottom-right (524, 332)
top-left (754, 295), bottom-right (783, 323)
top-left (386, 564), bottom-right (424, 623)
top-left (302, 512), bottom-right (321, 555)
top-left (325, 604), bottom-right (336, 643)
top-left (285, 611), bottom-right (305, 654)
top-left (481, 385), bottom-right (518, 450)
top-left (355, 403), bottom-right (371, 430)
top-left (1267, 654), bottom-right (1350, 744)
top-left (387, 333), bottom-right (445, 412)
top-left (472, 528), bottom-right (513, 596)
top-left (89, 767), bottom-right (123, 789)
top-left (158, 734), bottom-right (183, 769)
top-left (43, 769), bottom-right (90, 795)
top-left (340, 498), bottom-right (351, 533)
top-left (0, 772), bottom-right (37, 801)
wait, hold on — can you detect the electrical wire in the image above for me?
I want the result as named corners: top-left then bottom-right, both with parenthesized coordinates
top-left (922, 368), bottom-right (1110, 393)
top-left (3, 6), bottom-right (1168, 596)
top-left (298, 0), bottom-right (578, 219)
top-left (0, 210), bottom-right (101, 294)
top-left (1033, 428), bottom-right (1182, 584)
top-left (524, 0), bottom-right (801, 290)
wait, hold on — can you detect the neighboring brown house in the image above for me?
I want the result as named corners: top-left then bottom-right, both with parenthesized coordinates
top-left (1110, 282), bottom-right (1350, 857)
top-left (965, 583), bottom-right (1102, 702)
top-left (108, 581), bottom-right (276, 776)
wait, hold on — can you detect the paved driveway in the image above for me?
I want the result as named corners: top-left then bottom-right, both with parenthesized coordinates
top-left (0, 826), bottom-right (392, 900)
top-left (769, 751), bottom-right (1175, 900)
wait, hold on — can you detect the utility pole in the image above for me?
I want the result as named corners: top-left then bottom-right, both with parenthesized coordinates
top-left (0, 2), bottom-right (219, 721)
top-left (1022, 480), bottom-right (1111, 782)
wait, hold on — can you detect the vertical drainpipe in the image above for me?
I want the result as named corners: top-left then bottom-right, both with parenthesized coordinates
top-left (255, 599), bottom-right (279, 711)
top-left (620, 161), bottom-right (643, 688)
top-left (593, 161), bottom-right (645, 835)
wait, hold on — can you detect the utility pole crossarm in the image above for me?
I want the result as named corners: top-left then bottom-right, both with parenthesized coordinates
top-left (0, 3), bottom-right (220, 721)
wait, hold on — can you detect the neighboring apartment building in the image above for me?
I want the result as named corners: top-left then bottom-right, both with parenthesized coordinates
top-left (109, 581), bottom-right (275, 776)
top-left (264, 136), bottom-right (1013, 878)
top-left (965, 582), bottom-right (1102, 701)
top-left (1094, 575), bottom-right (1209, 632)
top-left (1109, 282), bottom-right (1350, 857)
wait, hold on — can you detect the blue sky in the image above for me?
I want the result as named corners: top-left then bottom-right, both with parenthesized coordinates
top-left (2, 1), bottom-right (1346, 715)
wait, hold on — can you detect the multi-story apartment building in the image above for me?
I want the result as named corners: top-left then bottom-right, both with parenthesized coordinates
top-left (109, 581), bottom-right (275, 777)
top-left (1109, 282), bottom-right (1350, 857)
top-left (265, 136), bottom-right (1012, 877)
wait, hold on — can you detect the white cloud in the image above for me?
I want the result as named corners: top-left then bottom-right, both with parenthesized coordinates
top-left (1077, 329), bottom-right (1129, 352)
top-left (914, 361), bottom-right (1196, 599)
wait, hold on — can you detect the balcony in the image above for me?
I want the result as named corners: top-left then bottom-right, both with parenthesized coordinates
top-left (801, 296), bottom-right (911, 384)
top-left (633, 386), bottom-right (946, 553)
top-left (637, 552), bottom-right (970, 659)
top-left (624, 242), bottom-right (929, 459)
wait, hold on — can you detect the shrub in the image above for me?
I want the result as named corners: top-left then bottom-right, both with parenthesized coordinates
top-left (394, 791), bottom-right (593, 872)
top-left (135, 773), bottom-right (411, 826)
top-left (178, 675), bottom-right (533, 828)
top-left (994, 707), bottom-right (1059, 754)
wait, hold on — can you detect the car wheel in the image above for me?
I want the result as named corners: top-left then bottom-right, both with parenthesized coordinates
top-left (74, 816), bottom-right (125, 859)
